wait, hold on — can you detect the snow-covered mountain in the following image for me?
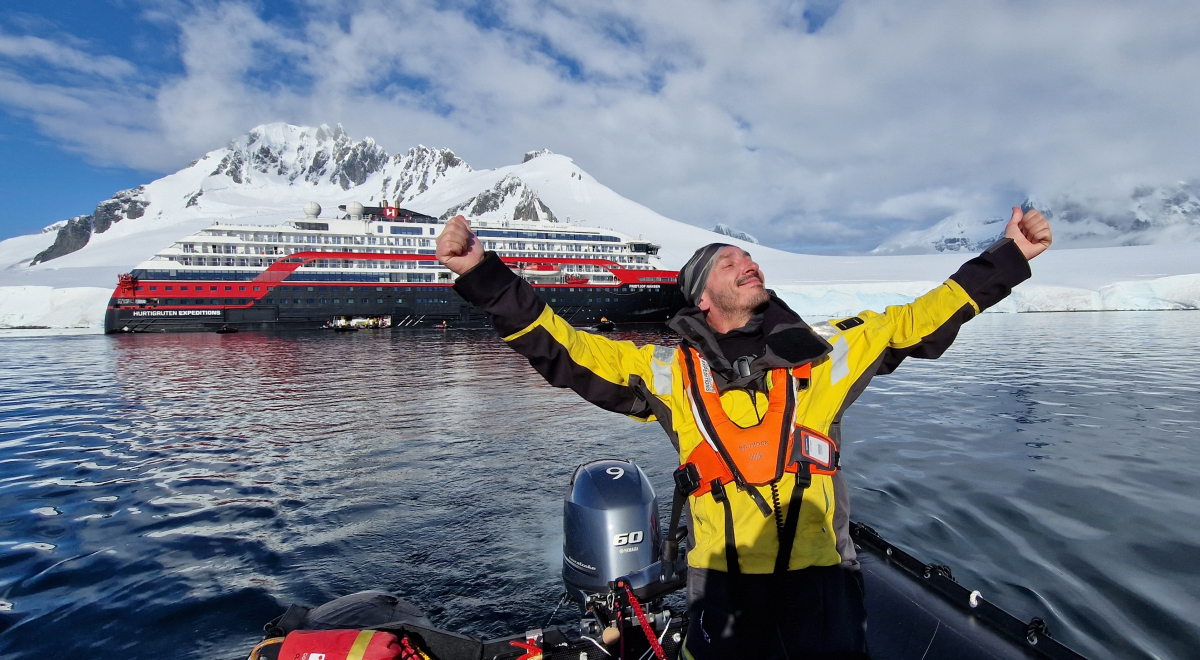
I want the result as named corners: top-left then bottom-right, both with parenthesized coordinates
top-left (875, 184), bottom-right (1200, 254)
top-left (28, 124), bottom-right (470, 265)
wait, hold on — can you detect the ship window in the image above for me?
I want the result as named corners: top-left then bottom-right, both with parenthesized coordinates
top-left (375, 287), bottom-right (382, 291)
top-left (362, 298), bottom-right (368, 303)
top-left (149, 286), bottom-right (157, 291)
top-left (321, 299), bottom-right (327, 304)
top-left (210, 286), bottom-right (217, 291)
top-left (377, 298), bottom-right (383, 303)
top-left (551, 298), bottom-right (556, 302)
top-left (268, 286), bottom-right (275, 291)
top-left (333, 299), bottom-right (340, 303)
top-left (180, 286), bottom-right (188, 291)
top-left (239, 299), bottom-right (246, 304)
top-left (307, 299), bottom-right (314, 304)
top-left (166, 299), bottom-right (174, 305)
top-left (212, 299), bottom-right (220, 304)
top-left (165, 286), bottom-right (173, 291)
top-left (319, 286), bottom-right (327, 291)
top-left (225, 286), bottom-right (232, 291)
top-left (266, 298), bottom-right (274, 303)
top-left (254, 286), bottom-right (261, 291)
top-left (294, 299), bottom-right (301, 304)
top-left (307, 287), bottom-right (314, 292)
top-left (281, 299), bottom-right (288, 304)
top-left (239, 286), bottom-right (246, 291)
top-left (348, 286), bottom-right (355, 291)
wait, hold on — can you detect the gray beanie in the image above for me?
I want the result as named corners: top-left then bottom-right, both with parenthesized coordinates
top-left (678, 243), bottom-right (733, 306)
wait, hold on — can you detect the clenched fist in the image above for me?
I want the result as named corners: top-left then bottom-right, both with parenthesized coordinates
top-left (436, 215), bottom-right (485, 275)
top-left (1004, 207), bottom-right (1053, 261)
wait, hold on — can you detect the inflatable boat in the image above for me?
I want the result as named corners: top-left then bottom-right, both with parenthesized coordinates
top-left (247, 459), bottom-right (1088, 660)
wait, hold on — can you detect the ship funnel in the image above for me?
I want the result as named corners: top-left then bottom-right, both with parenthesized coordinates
top-left (304, 202), bottom-right (322, 218)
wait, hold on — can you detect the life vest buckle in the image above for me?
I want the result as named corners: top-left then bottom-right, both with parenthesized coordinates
top-left (673, 463), bottom-right (702, 496)
top-left (709, 479), bottom-right (728, 503)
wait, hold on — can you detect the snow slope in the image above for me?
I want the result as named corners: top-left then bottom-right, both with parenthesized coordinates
top-left (2, 124), bottom-right (1198, 330)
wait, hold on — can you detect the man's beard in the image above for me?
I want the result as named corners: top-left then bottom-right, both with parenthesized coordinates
top-left (708, 277), bottom-right (770, 319)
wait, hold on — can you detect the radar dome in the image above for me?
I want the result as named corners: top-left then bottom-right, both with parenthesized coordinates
top-left (347, 201), bottom-right (365, 219)
top-left (304, 202), bottom-right (321, 218)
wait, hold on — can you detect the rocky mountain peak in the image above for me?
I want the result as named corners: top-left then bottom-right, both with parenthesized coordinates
top-left (440, 174), bottom-right (557, 223)
top-left (523, 149), bottom-right (553, 162)
top-left (381, 145), bottom-right (471, 204)
top-left (712, 223), bottom-right (759, 244)
top-left (207, 122), bottom-right (389, 190)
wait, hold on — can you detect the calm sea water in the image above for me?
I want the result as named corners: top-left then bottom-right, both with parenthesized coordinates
top-left (0, 312), bottom-right (1197, 660)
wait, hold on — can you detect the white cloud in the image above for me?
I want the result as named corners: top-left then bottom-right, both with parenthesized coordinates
top-left (2, 0), bottom-right (1199, 252)
top-left (0, 29), bottom-right (135, 79)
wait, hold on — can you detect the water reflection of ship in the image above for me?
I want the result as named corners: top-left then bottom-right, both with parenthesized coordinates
top-left (105, 202), bottom-right (683, 333)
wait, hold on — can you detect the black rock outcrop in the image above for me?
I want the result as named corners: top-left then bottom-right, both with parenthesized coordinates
top-left (32, 216), bottom-right (93, 265)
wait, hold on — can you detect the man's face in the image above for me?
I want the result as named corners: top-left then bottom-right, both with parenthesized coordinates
top-left (699, 247), bottom-right (769, 318)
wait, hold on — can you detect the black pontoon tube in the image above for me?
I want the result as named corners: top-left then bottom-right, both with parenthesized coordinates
top-left (852, 522), bottom-right (1087, 660)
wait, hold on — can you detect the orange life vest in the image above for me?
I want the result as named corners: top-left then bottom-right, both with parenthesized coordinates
top-left (677, 346), bottom-right (838, 500)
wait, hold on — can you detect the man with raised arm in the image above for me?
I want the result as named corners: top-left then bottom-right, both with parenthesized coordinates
top-left (437, 208), bottom-right (1051, 660)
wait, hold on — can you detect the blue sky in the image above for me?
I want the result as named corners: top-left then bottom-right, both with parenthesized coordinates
top-left (1, 2), bottom-right (169, 237)
top-left (2, 0), bottom-right (1198, 251)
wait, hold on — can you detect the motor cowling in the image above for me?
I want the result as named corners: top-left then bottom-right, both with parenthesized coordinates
top-left (562, 459), bottom-right (660, 606)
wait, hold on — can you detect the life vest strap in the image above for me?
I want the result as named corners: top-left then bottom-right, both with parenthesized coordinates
top-left (710, 480), bottom-right (740, 577)
top-left (773, 470), bottom-right (812, 574)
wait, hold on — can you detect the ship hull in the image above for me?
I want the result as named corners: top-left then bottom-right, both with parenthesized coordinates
top-left (104, 282), bottom-right (685, 333)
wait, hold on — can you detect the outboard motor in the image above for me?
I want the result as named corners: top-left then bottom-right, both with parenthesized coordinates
top-left (561, 459), bottom-right (687, 653)
top-left (562, 459), bottom-right (661, 604)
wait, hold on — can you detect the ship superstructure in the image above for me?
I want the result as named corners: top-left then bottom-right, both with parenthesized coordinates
top-left (104, 203), bottom-right (684, 333)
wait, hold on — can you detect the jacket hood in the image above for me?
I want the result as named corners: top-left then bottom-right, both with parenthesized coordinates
top-left (666, 292), bottom-right (833, 391)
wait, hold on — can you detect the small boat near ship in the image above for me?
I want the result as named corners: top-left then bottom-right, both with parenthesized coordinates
top-left (247, 459), bottom-right (1088, 660)
top-left (105, 202), bottom-right (683, 334)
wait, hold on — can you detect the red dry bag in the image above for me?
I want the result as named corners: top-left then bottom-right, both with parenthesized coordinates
top-left (276, 629), bottom-right (403, 660)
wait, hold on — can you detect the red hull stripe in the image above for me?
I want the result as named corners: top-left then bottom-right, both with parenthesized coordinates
top-left (109, 251), bottom-right (677, 308)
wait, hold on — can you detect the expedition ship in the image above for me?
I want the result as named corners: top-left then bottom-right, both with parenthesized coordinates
top-left (103, 202), bottom-right (684, 333)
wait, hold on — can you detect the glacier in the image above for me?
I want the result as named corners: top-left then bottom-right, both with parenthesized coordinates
top-left (1, 123), bottom-right (1198, 332)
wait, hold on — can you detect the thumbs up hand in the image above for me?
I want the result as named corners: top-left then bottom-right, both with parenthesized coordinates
top-left (1004, 207), bottom-right (1053, 261)
top-left (437, 215), bottom-right (485, 275)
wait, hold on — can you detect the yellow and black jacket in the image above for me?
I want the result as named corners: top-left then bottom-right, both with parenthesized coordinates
top-left (454, 239), bottom-right (1031, 575)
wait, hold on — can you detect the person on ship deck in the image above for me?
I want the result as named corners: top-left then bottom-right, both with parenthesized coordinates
top-left (436, 208), bottom-right (1052, 660)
